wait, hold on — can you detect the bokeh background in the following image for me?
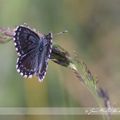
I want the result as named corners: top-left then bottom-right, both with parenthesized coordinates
top-left (0, 0), bottom-right (120, 119)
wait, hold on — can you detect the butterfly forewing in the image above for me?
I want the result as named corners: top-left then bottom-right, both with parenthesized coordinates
top-left (14, 26), bottom-right (40, 56)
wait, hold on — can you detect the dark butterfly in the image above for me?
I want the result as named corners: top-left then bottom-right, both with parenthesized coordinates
top-left (13, 25), bottom-right (52, 81)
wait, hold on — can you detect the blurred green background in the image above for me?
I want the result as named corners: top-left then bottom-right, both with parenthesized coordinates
top-left (0, 0), bottom-right (120, 119)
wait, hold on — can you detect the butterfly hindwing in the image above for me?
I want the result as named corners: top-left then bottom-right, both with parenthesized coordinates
top-left (16, 49), bottom-right (39, 78)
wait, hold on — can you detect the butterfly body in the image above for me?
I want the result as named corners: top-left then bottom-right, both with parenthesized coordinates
top-left (13, 25), bottom-right (52, 81)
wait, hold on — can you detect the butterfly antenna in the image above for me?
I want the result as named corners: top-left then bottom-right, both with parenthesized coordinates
top-left (54, 30), bottom-right (68, 37)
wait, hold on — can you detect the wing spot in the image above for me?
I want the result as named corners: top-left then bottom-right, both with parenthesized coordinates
top-left (14, 42), bottom-right (17, 46)
top-left (15, 48), bottom-right (18, 51)
top-left (15, 26), bottom-right (20, 31)
top-left (16, 58), bottom-right (19, 63)
top-left (16, 65), bottom-right (18, 69)
top-left (13, 37), bottom-right (15, 41)
top-left (49, 50), bottom-right (52, 55)
top-left (28, 75), bottom-right (32, 78)
top-left (13, 32), bottom-right (16, 37)
top-left (20, 72), bottom-right (23, 76)
top-left (48, 54), bottom-right (50, 59)
top-left (17, 69), bottom-right (20, 73)
top-left (17, 52), bottom-right (21, 56)
top-left (23, 75), bottom-right (28, 78)
top-left (38, 78), bottom-right (44, 82)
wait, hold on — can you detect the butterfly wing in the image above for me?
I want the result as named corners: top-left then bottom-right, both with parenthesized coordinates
top-left (16, 49), bottom-right (39, 78)
top-left (13, 26), bottom-right (40, 78)
top-left (13, 26), bottom-right (40, 56)
top-left (37, 33), bottom-right (52, 81)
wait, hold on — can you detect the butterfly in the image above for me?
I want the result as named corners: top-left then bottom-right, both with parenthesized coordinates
top-left (13, 25), bottom-right (53, 81)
